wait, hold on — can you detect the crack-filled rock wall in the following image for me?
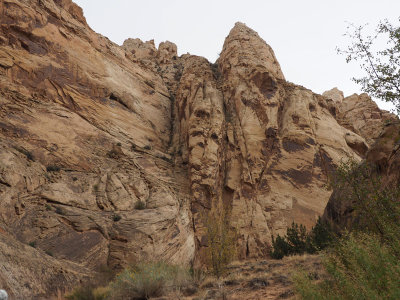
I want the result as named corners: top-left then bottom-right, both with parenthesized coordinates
top-left (0, 1), bottom-right (397, 298)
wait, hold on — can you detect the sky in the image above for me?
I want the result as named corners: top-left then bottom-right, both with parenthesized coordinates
top-left (74, 0), bottom-right (400, 112)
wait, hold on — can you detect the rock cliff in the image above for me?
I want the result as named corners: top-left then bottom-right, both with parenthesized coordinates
top-left (0, 0), bottom-right (396, 297)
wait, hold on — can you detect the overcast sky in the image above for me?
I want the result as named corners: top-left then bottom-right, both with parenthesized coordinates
top-left (74, 0), bottom-right (399, 112)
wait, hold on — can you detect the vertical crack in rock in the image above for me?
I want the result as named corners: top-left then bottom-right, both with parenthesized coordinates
top-left (0, 2), bottom-right (398, 297)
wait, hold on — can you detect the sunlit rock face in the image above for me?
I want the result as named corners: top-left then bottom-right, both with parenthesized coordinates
top-left (0, 1), bottom-right (395, 297)
top-left (334, 92), bottom-right (397, 146)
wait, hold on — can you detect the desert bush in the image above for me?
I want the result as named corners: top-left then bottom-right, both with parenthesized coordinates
top-left (329, 159), bottom-right (400, 250)
top-left (108, 261), bottom-right (191, 299)
top-left (205, 208), bottom-right (236, 278)
top-left (55, 206), bottom-right (64, 215)
top-left (65, 265), bottom-right (114, 300)
top-left (294, 159), bottom-right (400, 299)
top-left (307, 217), bottom-right (335, 252)
top-left (46, 165), bottom-right (60, 172)
top-left (112, 214), bottom-right (121, 222)
top-left (134, 200), bottom-right (146, 210)
top-left (295, 232), bottom-right (400, 299)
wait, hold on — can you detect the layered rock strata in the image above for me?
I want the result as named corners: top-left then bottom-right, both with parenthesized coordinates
top-left (0, 0), bottom-right (396, 297)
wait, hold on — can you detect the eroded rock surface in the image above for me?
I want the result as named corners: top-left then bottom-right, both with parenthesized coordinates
top-left (335, 92), bottom-right (397, 146)
top-left (0, 0), bottom-right (194, 297)
top-left (0, 1), bottom-right (395, 298)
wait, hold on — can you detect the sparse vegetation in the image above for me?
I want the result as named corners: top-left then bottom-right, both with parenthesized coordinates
top-left (134, 200), bottom-right (146, 210)
top-left (205, 207), bottom-right (236, 278)
top-left (65, 285), bottom-right (109, 300)
top-left (108, 262), bottom-right (191, 299)
top-left (46, 165), bottom-right (61, 172)
top-left (112, 214), bottom-right (121, 222)
top-left (29, 241), bottom-right (36, 248)
top-left (294, 159), bottom-right (400, 299)
top-left (66, 262), bottom-right (196, 300)
top-left (270, 218), bottom-right (334, 259)
top-left (55, 206), bottom-right (64, 215)
top-left (143, 145), bottom-right (151, 150)
top-left (338, 18), bottom-right (400, 114)
top-left (295, 232), bottom-right (400, 299)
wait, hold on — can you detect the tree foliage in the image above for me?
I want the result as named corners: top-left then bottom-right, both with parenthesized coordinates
top-left (205, 208), bottom-right (236, 278)
top-left (295, 159), bottom-right (400, 299)
top-left (329, 159), bottom-right (400, 251)
top-left (338, 18), bottom-right (400, 114)
top-left (270, 218), bottom-right (334, 259)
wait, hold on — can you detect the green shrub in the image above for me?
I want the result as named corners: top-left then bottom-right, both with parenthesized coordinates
top-left (295, 232), bottom-right (400, 299)
top-left (55, 206), bottom-right (64, 215)
top-left (270, 218), bottom-right (333, 259)
top-left (294, 159), bottom-right (400, 299)
top-left (328, 159), bottom-right (400, 248)
top-left (112, 214), bottom-right (121, 222)
top-left (46, 165), bottom-right (60, 172)
top-left (134, 200), bottom-right (146, 210)
top-left (29, 241), bottom-right (36, 248)
top-left (270, 235), bottom-right (291, 259)
top-left (307, 217), bottom-right (334, 252)
top-left (108, 262), bottom-right (190, 299)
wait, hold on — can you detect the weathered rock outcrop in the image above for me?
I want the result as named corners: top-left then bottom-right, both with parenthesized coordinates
top-left (335, 92), bottom-right (397, 146)
top-left (0, 1), bottom-right (395, 297)
top-left (0, 0), bottom-right (194, 297)
top-left (323, 121), bottom-right (400, 229)
top-left (178, 23), bottom-right (368, 260)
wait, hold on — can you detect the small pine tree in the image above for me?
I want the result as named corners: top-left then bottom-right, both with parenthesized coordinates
top-left (286, 222), bottom-right (308, 254)
top-left (270, 235), bottom-right (291, 259)
top-left (270, 219), bottom-right (334, 259)
top-left (308, 217), bottom-right (333, 251)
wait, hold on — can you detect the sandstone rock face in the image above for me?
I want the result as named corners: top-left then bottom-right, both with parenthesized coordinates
top-left (335, 92), bottom-right (397, 146)
top-left (0, 1), bottom-right (393, 298)
top-left (0, 0), bottom-right (193, 297)
top-left (188, 23), bottom-right (364, 259)
top-left (322, 87), bottom-right (344, 104)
